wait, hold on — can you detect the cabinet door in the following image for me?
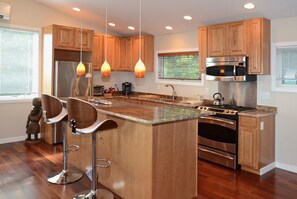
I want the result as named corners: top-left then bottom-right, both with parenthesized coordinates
top-left (75, 29), bottom-right (93, 51)
top-left (248, 18), bottom-right (270, 75)
top-left (55, 26), bottom-right (75, 49)
top-left (208, 24), bottom-right (225, 56)
top-left (227, 21), bottom-right (247, 55)
top-left (132, 35), bottom-right (144, 67)
top-left (198, 26), bottom-right (208, 73)
top-left (126, 37), bottom-right (133, 71)
top-left (114, 37), bottom-right (127, 71)
top-left (238, 116), bottom-right (259, 169)
top-left (93, 34), bottom-right (104, 70)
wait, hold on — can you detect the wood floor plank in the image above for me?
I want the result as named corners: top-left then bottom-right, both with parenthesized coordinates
top-left (0, 141), bottom-right (297, 198)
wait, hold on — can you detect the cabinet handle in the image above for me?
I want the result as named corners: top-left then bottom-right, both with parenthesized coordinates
top-left (199, 147), bottom-right (234, 160)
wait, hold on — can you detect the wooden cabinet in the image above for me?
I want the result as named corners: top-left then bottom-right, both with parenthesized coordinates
top-left (208, 21), bottom-right (247, 56)
top-left (198, 26), bottom-right (208, 73)
top-left (199, 18), bottom-right (270, 75)
top-left (247, 18), bottom-right (271, 75)
top-left (238, 113), bottom-right (275, 175)
top-left (93, 34), bottom-right (154, 72)
top-left (53, 24), bottom-right (94, 51)
top-left (130, 34), bottom-right (154, 72)
top-left (92, 34), bottom-right (104, 70)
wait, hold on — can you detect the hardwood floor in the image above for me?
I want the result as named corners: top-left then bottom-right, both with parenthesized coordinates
top-left (0, 141), bottom-right (297, 199)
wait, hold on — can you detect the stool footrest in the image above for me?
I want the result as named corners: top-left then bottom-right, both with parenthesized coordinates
top-left (96, 158), bottom-right (111, 168)
top-left (67, 144), bottom-right (80, 152)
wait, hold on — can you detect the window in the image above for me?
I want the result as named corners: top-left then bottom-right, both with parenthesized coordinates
top-left (0, 27), bottom-right (39, 100)
top-left (272, 42), bottom-right (297, 92)
top-left (157, 51), bottom-right (200, 81)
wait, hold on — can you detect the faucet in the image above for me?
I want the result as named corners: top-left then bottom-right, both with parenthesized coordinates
top-left (165, 84), bottom-right (177, 100)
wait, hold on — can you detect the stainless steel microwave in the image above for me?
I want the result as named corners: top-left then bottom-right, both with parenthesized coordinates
top-left (205, 56), bottom-right (256, 81)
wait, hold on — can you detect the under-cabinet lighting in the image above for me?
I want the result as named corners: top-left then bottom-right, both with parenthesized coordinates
top-left (244, 3), bottom-right (255, 9)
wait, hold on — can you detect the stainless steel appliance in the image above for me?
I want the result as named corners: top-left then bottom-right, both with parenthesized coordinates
top-left (206, 56), bottom-right (256, 81)
top-left (197, 104), bottom-right (254, 169)
top-left (52, 61), bottom-right (92, 144)
top-left (54, 61), bottom-right (92, 97)
top-left (93, 85), bottom-right (104, 96)
top-left (122, 82), bottom-right (132, 95)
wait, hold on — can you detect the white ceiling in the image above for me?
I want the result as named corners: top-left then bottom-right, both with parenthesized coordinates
top-left (35, 0), bottom-right (297, 36)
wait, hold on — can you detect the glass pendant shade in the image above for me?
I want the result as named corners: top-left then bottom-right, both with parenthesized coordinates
top-left (134, 58), bottom-right (146, 78)
top-left (101, 60), bottom-right (111, 77)
top-left (76, 61), bottom-right (86, 76)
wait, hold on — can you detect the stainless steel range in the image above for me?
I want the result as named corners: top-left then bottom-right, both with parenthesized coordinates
top-left (197, 104), bottom-right (254, 169)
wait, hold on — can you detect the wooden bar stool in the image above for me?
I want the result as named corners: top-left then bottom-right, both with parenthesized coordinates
top-left (67, 97), bottom-right (118, 199)
top-left (41, 94), bottom-right (83, 184)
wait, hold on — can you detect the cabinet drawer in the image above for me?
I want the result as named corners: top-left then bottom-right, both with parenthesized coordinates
top-left (239, 116), bottom-right (257, 127)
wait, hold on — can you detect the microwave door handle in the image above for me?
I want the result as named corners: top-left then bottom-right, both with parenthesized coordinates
top-left (233, 65), bottom-right (236, 81)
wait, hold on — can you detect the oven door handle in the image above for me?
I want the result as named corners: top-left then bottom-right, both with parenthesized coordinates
top-left (199, 147), bottom-right (234, 160)
top-left (199, 116), bottom-right (235, 125)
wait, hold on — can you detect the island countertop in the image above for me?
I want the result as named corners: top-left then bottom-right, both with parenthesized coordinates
top-left (83, 98), bottom-right (212, 125)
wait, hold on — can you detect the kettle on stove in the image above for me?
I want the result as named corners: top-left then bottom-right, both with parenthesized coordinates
top-left (213, 92), bottom-right (224, 106)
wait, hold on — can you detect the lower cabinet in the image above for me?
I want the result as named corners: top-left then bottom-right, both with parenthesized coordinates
top-left (238, 113), bottom-right (275, 175)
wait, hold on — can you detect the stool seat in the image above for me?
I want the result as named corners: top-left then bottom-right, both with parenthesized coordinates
top-left (67, 97), bottom-right (118, 199)
top-left (41, 94), bottom-right (83, 185)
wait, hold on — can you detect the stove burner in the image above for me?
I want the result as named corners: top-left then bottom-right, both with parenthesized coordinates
top-left (197, 104), bottom-right (255, 116)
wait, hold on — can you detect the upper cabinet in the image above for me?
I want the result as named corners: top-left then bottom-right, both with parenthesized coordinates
top-left (199, 17), bottom-right (270, 75)
top-left (247, 18), bottom-right (271, 75)
top-left (198, 26), bottom-right (208, 73)
top-left (53, 25), bottom-right (94, 51)
top-left (208, 21), bottom-right (247, 56)
top-left (93, 34), bottom-right (154, 72)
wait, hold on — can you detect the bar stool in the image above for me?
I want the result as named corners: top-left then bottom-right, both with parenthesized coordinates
top-left (41, 94), bottom-right (83, 184)
top-left (67, 97), bottom-right (118, 199)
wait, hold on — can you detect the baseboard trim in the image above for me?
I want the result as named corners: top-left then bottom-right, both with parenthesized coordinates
top-left (0, 135), bottom-right (27, 144)
top-left (276, 162), bottom-right (297, 174)
top-left (260, 162), bottom-right (276, 175)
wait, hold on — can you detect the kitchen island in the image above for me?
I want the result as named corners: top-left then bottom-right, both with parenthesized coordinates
top-left (62, 98), bottom-right (210, 199)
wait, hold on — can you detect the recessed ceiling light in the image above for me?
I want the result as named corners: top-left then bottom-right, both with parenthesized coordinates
top-left (183, 15), bottom-right (192, 20)
top-left (72, 7), bottom-right (80, 12)
top-left (128, 26), bottom-right (135, 30)
top-left (108, 23), bottom-right (116, 27)
top-left (244, 3), bottom-right (255, 9)
top-left (165, 26), bottom-right (173, 30)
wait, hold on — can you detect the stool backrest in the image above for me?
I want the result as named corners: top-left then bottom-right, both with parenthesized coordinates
top-left (67, 97), bottom-right (97, 129)
top-left (41, 94), bottom-right (63, 119)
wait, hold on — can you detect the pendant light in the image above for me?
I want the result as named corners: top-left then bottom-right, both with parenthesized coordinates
top-left (134, 0), bottom-right (146, 78)
top-left (101, 0), bottom-right (111, 77)
top-left (76, 0), bottom-right (86, 76)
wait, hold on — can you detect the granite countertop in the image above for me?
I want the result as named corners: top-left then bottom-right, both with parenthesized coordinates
top-left (89, 98), bottom-right (212, 125)
top-left (238, 105), bottom-right (277, 117)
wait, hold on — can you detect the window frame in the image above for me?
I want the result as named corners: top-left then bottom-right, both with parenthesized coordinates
top-left (0, 24), bottom-right (41, 102)
top-left (155, 48), bottom-right (204, 86)
top-left (271, 41), bottom-right (297, 93)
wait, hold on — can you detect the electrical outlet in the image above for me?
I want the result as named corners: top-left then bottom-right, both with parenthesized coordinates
top-left (259, 92), bottom-right (270, 100)
top-left (260, 121), bottom-right (264, 130)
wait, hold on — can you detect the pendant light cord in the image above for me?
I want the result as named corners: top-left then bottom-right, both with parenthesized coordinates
top-left (80, 0), bottom-right (83, 62)
top-left (139, 0), bottom-right (142, 59)
top-left (105, 0), bottom-right (108, 61)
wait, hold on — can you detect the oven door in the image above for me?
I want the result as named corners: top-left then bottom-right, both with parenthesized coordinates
top-left (198, 116), bottom-right (238, 169)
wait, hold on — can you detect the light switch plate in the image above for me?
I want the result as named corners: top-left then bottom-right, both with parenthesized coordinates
top-left (260, 121), bottom-right (264, 130)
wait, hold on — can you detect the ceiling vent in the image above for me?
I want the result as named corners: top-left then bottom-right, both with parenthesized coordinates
top-left (0, 3), bottom-right (10, 20)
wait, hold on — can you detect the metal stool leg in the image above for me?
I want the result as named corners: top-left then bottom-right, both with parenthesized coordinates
top-left (74, 132), bottom-right (113, 199)
top-left (48, 122), bottom-right (83, 185)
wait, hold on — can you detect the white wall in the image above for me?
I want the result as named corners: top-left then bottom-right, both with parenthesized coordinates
top-left (257, 16), bottom-right (297, 173)
top-left (0, 0), bottom-right (104, 143)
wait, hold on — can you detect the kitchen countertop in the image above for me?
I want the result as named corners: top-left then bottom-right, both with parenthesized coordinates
top-left (89, 98), bottom-right (212, 125)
